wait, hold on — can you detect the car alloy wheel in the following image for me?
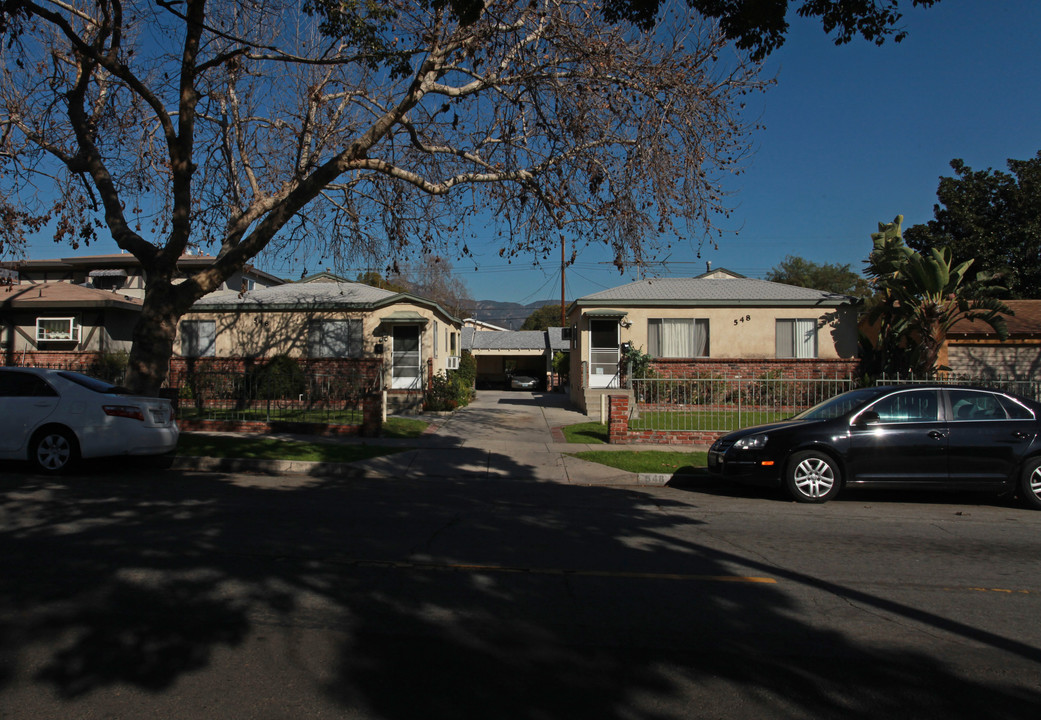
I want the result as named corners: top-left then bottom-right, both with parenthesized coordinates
top-left (786, 451), bottom-right (841, 503)
top-left (1019, 457), bottom-right (1041, 511)
top-left (32, 429), bottom-right (77, 474)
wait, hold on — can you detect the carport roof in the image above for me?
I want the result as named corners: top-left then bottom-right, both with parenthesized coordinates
top-left (467, 329), bottom-right (548, 350)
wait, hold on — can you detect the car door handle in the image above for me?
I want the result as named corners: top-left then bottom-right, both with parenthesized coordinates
top-left (928, 430), bottom-right (947, 440)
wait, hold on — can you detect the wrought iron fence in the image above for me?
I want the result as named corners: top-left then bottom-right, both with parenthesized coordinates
top-left (628, 370), bottom-right (1041, 433)
top-left (7, 356), bottom-right (129, 384)
top-left (173, 367), bottom-right (381, 424)
top-left (629, 374), bottom-right (859, 432)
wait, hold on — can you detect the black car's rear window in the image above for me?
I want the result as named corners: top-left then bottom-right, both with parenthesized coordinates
top-left (56, 371), bottom-right (127, 394)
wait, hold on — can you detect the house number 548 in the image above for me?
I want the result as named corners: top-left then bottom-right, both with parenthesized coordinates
top-left (733, 314), bottom-right (751, 325)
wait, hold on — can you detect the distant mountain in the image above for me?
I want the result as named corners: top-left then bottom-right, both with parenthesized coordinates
top-left (467, 299), bottom-right (562, 330)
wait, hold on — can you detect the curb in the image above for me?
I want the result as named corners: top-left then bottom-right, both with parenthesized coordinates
top-left (173, 455), bottom-right (688, 487)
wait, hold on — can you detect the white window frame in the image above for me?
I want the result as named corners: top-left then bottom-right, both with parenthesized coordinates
top-left (36, 317), bottom-right (80, 343)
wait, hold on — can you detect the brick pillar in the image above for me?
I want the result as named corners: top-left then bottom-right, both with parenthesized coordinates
top-left (608, 393), bottom-right (630, 444)
top-left (361, 392), bottom-right (384, 438)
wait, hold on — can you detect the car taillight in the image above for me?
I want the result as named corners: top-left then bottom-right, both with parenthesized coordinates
top-left (103, 405), bottom-right (145, 421)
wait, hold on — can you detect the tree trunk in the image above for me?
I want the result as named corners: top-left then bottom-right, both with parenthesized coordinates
top-left (125, 281), bottom-right (192, 396)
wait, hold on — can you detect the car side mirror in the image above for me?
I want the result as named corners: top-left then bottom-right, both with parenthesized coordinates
top-left (854, 410), bottom-right (880, 426)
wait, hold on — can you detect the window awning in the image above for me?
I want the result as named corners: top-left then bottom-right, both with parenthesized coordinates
top-left (88, 269), bottom-right (128, 278)
top-left (379, 311), bottom-right (429, 325)
top-left (583, 309), bottom-right (628, 318)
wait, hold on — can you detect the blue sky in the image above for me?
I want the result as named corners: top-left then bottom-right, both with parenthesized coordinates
top-left (16, 0), bottom-right (1041, 308)
top-left (445, 0), bottom-right (1041, 305)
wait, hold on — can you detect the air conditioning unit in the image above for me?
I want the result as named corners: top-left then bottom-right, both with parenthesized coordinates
top-left (446, 355), bottom-right (460, 370)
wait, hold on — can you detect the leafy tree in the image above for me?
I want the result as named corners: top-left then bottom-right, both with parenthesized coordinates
top-left (766, 255), bottom-right (871, 296)
top-left (521, 304), bottom-right (565, 331)
top-left (0, 0), bottom-right (940, 393)
top-left (904, 153), bottom-right (1041, 298)
top-left (863, 216), bottom-right (1011, 376)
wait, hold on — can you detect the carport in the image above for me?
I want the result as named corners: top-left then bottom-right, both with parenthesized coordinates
top-left (463, 328), bottom-right (569, 390)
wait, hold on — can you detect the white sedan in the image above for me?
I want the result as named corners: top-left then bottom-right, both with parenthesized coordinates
top-left (0, 367), bottom-right (179, 473)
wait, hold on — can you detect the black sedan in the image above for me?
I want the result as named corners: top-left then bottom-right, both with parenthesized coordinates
top-left (707, 384), bottom-right (1041, 509)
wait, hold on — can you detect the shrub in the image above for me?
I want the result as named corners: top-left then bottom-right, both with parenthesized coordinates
top-left (249, 355), bottom-right (307, 402)
top-left (425, 369), bottom-right (474, 411)
top-left (88, 350), bottom-right (129, 384)
top-left (458, 349), bottom-right (477, 388)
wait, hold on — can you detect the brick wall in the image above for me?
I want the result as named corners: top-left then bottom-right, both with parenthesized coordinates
top-left (649, 358), bottom-right (859, 379)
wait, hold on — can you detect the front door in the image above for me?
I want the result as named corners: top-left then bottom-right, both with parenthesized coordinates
top-left (391, 325), bottom-right (422, 390)
top-left (588, 319), bottom-right (620, 389)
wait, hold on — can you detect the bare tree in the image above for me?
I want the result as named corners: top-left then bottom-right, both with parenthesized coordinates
top-left (391, 255), bottom-right (475, 320)
top-left (0, 0), bottom-right (766, 392)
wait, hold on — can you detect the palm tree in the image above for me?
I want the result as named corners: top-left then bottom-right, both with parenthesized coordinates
top-left (864, 216), bottom-right (1012, 376)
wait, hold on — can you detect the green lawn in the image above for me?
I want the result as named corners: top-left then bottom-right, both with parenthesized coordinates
top-left (569, 450), bottom-right (708, 474)
top-left (176, 433), bottom-right (406, 463)
top-left (561, 422), bottom-right (609, 444)
top-left (561, 410), bottom-right (791, 444)
top-left (382, 416), bottom-right (430, 438)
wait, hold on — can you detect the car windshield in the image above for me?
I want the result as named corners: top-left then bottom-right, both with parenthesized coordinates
top-left (792, 387), bottom-right (889, 421)
top-left (57, 371), bottom-right (128, 395)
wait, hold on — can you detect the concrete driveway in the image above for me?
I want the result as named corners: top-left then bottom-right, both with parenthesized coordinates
top-left (358, 390), bottom-right (640, 484)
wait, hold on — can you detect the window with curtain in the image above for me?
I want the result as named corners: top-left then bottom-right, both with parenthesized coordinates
top-left (775, 319), bottom-right (818, 359)
top-left (180, 320), bottom-right (216, 357)
top-left (647, 318), bottom-right (709, 358)
top-left (307, 319), bottom-right (362, 358)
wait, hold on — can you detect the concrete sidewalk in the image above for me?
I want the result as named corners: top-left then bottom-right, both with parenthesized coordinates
top-left (174, 390), bottom-right (708, 486)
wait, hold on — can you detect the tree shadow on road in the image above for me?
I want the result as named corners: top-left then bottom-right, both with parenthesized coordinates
top-left (1, 449), bottom-right (1039, 718)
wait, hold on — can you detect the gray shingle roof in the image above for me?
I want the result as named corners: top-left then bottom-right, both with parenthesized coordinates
top-left (190, 281), bottom-right (399, 310)
top-left (468, 330), bottom-right (548, 351)
top-left (576, 277), bottom-right (852, 306)
top-left (547, 327), bottom-right (570, 352)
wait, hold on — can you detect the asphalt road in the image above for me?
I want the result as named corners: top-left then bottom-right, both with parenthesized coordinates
top-left (1, 463), bottom-right (1039, 719)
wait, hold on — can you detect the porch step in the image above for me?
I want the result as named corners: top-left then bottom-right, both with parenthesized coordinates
top-left (386, 391), bottom-right (425, 415)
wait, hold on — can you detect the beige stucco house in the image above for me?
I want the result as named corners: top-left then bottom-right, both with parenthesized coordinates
top-left (566, 269), bottom-right (860, 415)
top-left (178, 275), bottom-right (464, 396)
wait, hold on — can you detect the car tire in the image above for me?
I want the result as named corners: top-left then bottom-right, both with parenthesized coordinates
top-left (29, 427), bottom-right (80, 474)
top-left (1018, 457), bottom-right (1041, 511)
top-left (785, 450), bottom-right (841, 504)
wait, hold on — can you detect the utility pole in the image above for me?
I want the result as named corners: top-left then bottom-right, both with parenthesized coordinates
top-left (560, 232), bottom-right (566, 327)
